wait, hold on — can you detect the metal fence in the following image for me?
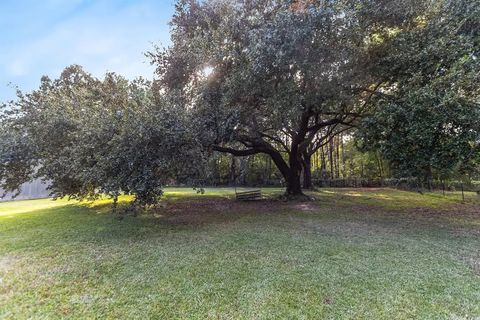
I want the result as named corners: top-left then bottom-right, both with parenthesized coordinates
top-left (314, 178), bottom-right (480, 192)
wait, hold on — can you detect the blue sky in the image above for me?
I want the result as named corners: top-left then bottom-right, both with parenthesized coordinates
top-left (0, 0), bottom-right (175, 101)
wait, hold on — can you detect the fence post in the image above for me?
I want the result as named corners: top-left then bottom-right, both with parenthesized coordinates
top-left (461, 183), bottom-right (465, 202)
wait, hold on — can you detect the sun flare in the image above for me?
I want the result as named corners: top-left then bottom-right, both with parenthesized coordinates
top-left (202, 66), bottom-right (214, 77)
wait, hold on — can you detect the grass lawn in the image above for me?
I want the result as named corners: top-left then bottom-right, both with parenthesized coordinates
top-left (1, 188), bottom-right (479, 319)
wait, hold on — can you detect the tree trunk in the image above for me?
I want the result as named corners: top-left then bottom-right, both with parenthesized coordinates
top-left (321, 146), bottom-right (326, 172)
top-left (286, 152), bottom-right (304, 195)
top-left (302, 152), bottom-right (313, 189)
top-left (239, 156), bottom-right (248, 185)
top-left (329, 140), bottom-right (334, 179)
top-left (340, 133), bottom-right (346, 178)
top-left (229, 155), bottom-right (236, 185)
top-left (286, 171), bottom-right (303, 195)
top-left (335, 136), bottom-right (340, 178)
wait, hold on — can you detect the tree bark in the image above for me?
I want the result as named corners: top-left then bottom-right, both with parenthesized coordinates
top-left (335, 136), bottom-right (340, 178)
top-left (286, 170), bottom-right (303, 195)
top-left (329, 140), bottom-right (334, 179)
top-left (229, 155), bottom-right (236, 185)
top-left (302, 152), bottom-right (313, 189)
top-left (286, 153), bottom-right (304, 195)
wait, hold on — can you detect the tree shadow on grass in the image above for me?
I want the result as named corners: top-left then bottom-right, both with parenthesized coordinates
top-left (68, 196), bottom-right (480, 250)
top-left (3, 192), bottom-right (480, 278)
top-left (5, 189), bottom-right (478, 253)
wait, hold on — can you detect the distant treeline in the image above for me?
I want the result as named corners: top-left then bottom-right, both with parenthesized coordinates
top-left (200, 135), bottom-right (479, 192)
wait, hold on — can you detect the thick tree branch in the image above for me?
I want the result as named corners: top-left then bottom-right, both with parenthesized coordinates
top-left (260, 132), bottom-right (291, 153)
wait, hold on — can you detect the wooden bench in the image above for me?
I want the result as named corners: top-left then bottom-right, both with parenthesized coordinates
top-left (236, 189), bottom-right (262, 201)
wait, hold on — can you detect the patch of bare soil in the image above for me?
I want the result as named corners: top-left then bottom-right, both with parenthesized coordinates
top-left (293, 202), bottom-right (318, 212)
top-left (154, 197), bottom-right (284, 226)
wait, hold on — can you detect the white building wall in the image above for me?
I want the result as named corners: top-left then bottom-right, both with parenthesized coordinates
top-left (0, 179), bottom-right (50, 201)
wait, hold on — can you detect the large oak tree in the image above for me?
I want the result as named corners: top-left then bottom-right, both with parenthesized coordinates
top-left (151, 0), bottom-right (431, 195)
top-left (2, 0), bottom-right (475, 204)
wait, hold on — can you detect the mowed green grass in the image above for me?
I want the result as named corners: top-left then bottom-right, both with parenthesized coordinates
top-left (1, 188), bottom-right (479, 319)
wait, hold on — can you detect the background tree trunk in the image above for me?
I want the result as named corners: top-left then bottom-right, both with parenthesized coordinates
top-left (229, 156), bottom-right (236, 185)
top-left (329, 140), bottom-right (334, 179)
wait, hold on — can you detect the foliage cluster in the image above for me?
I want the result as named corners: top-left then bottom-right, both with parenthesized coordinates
top-left (0, 66), bottom-right (205, 205)
top-left (0, 0), bottom-right (479, 203)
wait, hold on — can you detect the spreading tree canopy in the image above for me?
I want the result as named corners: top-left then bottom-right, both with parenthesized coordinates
top-left (357, 0), bottom-right (480, 183)
top-left (0, 66), bottom-right (205, 206)
top-left (150, 0), bottom-right (434, 195)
